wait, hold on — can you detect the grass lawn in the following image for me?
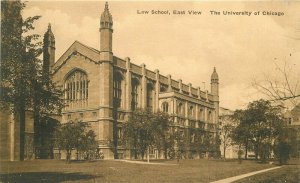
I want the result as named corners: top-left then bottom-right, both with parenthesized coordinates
top-left (0, 159), bottom-right (276, 183)
top-left (234, 161), bottom-right (300, 183)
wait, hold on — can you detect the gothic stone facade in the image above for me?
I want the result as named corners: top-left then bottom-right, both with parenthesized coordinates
top-left (46, 3), bottom-right (219, 159)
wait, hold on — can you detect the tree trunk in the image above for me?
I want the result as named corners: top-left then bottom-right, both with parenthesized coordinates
top-left (223, 142), bottom-right (226, 159)
top-left (164, 144), bottom-right (168, 160)
top-left (18, 101), bottom-right (26, 161)
top-left (66, 149), bottom-right (71, 163)
top-left (244, 139), bottom-right (248, 159)
top-left (147, 146), bottom-right (150, 163)
top-left (33, 111), bottom-right (40, 159)
top-left (141, 150), bottom-right (145, 160)
top-left (76, 149), bottom-right (79, 160)
top-left (255, 143), bottom-right (259, 160)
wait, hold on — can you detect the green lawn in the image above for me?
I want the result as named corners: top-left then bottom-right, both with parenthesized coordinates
top-left (0, 159), bottom-right (277, 183)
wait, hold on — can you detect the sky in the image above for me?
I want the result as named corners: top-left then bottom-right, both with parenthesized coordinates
top-left (23, 1), bottom-right (300, 110)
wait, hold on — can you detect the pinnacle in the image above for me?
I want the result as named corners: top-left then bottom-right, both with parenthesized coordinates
top-left (105, 2), bottom-right (109, 10)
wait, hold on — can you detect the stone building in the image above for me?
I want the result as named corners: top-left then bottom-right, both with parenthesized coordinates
top-left (284, 104), bottom-right (300, 157)
top-left (0, 110), bottom-right (35, 161)
top-left (46, 2), bottom-right (220, 159)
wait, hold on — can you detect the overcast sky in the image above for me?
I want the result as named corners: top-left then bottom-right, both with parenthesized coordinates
top-left (23, 1), bottom-right (300, 110)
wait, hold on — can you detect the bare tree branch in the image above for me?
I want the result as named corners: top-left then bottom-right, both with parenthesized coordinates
top-left (252, 60), bottom-right (299, 107)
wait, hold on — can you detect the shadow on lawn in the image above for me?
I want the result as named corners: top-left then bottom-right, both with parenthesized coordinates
top-left (0, 172), bottom-right (102, 183)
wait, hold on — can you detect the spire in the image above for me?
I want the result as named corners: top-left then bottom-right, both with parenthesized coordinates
top-left (105, 1), bottom-right (108, 10)
top-left (46, 23), bottom-right (53, 35)
top-left (211, 67), bottom-right (219, 96)
top-left (100, 2), bottom-right (113, 29)
top-left (211, 67), bottom-right (219, 81)
top-left (43, 23), bottom-right (55, 77)
top-left (44, 23), bottom-right (55, 47)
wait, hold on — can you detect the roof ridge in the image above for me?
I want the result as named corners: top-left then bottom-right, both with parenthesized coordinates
top-left (74, 40), bottom-right (100, 53)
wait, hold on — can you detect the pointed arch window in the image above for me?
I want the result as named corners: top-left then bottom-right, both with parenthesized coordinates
top-left (65, 70), bottom-right (88, 101)
top-left (131, 79), bottom-right (139, 111)
top-left (114, 72), bottom-right (123, 108)
top-left (147, 83), bottom-right (153, 110)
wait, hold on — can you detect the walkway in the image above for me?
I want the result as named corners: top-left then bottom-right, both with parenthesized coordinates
top-left (116, 159), bottom-right (177, 166)
top-left (210, 166), bottom-right (282, 183)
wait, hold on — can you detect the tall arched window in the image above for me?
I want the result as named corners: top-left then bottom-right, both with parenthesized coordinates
top-left (177, 102), bottom-right (184, 116)
top-left (199, 108), bottom-right (204, 121)
top-left (162, 102), bottom-right (169, 113)
top-left (147, 83), bottom-right (153, 110)
top-left (65, 70), bottom-right (88, 101)
top-left (189, 106), bottom-right (194, 117)
top-left (208, 110), bottom-right (212, 122)
top-left (131, 78), bottom-right (139, 111)
top-left (114, 72), bottom-right (123, 109)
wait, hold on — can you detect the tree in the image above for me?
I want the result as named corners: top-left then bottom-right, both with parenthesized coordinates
top-left (54, 121), bottom-right (97, 162)
top-left (219, 112), bottom-right (235, 159)
top-left (78, 130), bottom-right (97, 160)
top-left (172, 130), bottom-right (186, 161)
top-left (275, 141), bottom-right (291, 165)
top-left (231, 110), bottom-right (252, 159)
top-left (35, 116), bottom-right (60, 159)
top-left (1, 0), bottom-right (29, 161)
top-left (231, 99), bottom-right (284, 161)
top-left (1, 0), bottom-right (63, 160)
top-left (122, 109), bottom-right (172, 160)
top-left (274, 126), bottom-right (297, 165)
top-left (122, 109), bottom-right (155, 159)
top-left (151, 111), bottom-right (172, 159)
top-left (220, 124), bottom-right (234, 159)
top-left (252, 60), bottom-right (299, 107)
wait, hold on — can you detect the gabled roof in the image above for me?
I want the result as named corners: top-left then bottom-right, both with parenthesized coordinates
top-left (52, 41), bottom-right (100, 74)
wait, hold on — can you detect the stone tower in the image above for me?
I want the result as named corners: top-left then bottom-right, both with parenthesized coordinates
top-left (43, 24), bottom-right (55, 77)
top-left (98, 2), bottom-right (114, 158)
top-left (211, 67), bottom-right (219, 127)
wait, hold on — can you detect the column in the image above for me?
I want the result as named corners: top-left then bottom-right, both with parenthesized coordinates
top-left (125, 57), bottom-right (132, 112)
top-left (141, 64), bottom-right (147, 109)
top-left (155, 69), bottom-right (160, 112)
top-left (185, 101), bottom-right (188, 126)
top-left (174, 98), bottom-right (178, 124)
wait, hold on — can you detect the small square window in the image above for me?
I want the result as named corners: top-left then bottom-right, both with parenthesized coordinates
top-left (93, 112), bottom-right (97, 118)
top-left (67, 114), bottom-right (71, 120)
top-left (80, 113), bottom-right (84, 118)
